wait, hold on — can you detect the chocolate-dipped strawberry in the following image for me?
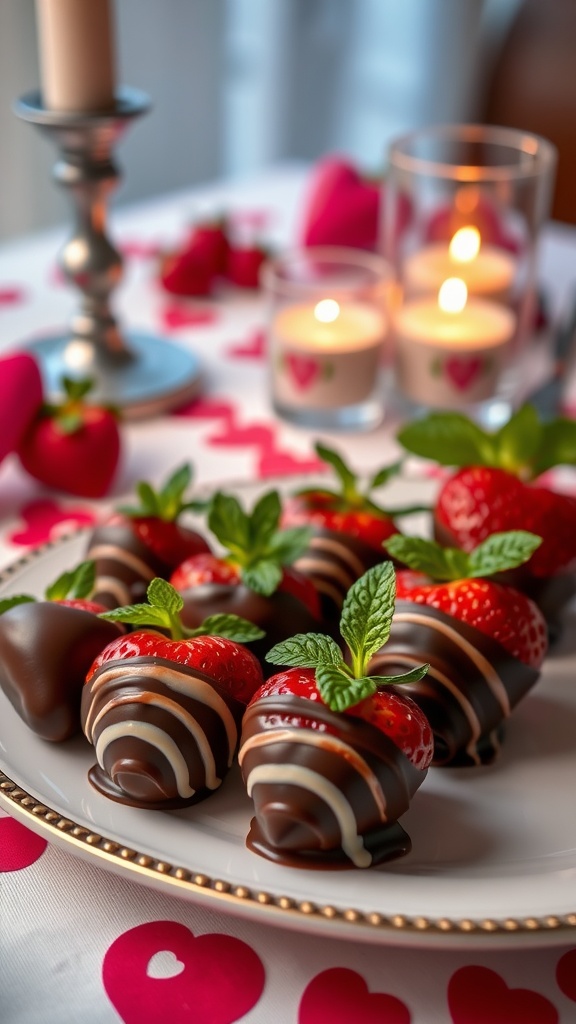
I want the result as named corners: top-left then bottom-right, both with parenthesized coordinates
top-left (281, 443), bottom-right (425, 628)
top-left (0, 561), bottom-right (123, 741)
top-left (397, 407), bottom-right (576, 638)
top-left (239, 561), bottom-right (432, 869)
top-left (81, 578), bottom-right (265, 808)
top-left (374, 531), bottom-right (548, 767)
top-left (86, 463), bottom-right (210, 609)
top-left (171, 489), bottom-right (324, 670)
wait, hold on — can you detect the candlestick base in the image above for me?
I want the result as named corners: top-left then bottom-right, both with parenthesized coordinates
top-left (272, 393), bottom-right (384, 432)
top-left (25, 331), bottom-right (202, 419)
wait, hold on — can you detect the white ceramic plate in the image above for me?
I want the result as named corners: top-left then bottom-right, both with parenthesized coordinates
top-left (1, 476), bottom-right (576, 949)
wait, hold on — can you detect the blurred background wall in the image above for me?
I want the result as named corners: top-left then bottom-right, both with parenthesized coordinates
top-left (1, 0), bottom-right (573, 242)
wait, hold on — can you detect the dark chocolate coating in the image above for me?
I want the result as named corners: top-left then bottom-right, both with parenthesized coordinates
top-left (81, 655), bottom-right (245, 808)
top-left (0, 602), bottom-right (122, 742)
top-left (368, 600), bottom-right (540, 767)
top-left (86, 522), bottom-right (171, 609)
top-left (180, 583), bottom-right (323, 675)
top-left (239, 694), bottom-right (425, 869)
top-left (292, 529), bottom-right (382, 633)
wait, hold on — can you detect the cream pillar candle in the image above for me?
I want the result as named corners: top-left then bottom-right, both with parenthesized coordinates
top-left (395, 278), bottom-right (516, 408)
top-left (271, 299), bottom-right (385, 410)
top-left (404, 228), bottom-right (516, 302)
top-left (35, 0), bottom-right (116, 112)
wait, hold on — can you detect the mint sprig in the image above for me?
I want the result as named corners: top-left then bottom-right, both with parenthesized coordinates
top-left (0, 560), bottom-right (97, 614)
top-left (99, 577), bottom-right (265, 643)
top-left (266, 561), bottom-right (429, 713)
top-left (397, 405), bottom-right (576, 480)
top-left (118, 463), bottom-right (206, 522)
top-left (207, 489), bottom-right (312, 596)
top-left (383, 530), bottom-right (542, 581)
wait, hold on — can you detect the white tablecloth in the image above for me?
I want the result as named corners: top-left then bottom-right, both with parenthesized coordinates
top-left (1, 165), bottom-right (576, 1024)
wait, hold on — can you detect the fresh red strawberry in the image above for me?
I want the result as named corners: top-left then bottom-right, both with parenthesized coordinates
top-left (282, 442), bottom-right (422, 553)
top-left (239, 562), bottom-right (431, 868)
top-left (250, 666), bottom-right (432, 768)
top-left (225, 244), bottom-right (267, 288)
top-left (398, 408), bottom-right (576, 584)
top-left (0, 351), bottom-right (43, 466)
top-left (386, 533), bottom-right (548, 669)
top-left (82, 579), bottom-right (266, 806)
top-left (16, 376), bottom-right (120, 498)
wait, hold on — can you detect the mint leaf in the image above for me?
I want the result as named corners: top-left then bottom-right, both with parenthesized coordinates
top-left (384, 535), bottom-right (469, 581)
top-left (249, 491), bottom-right (281, 551)
top-left (315, 663), bottom-right (376, 712)
top-left (494, 405), bottom-right (542, 473)
top-left (208, 492), bottom-right (250, 558)
top-left (266, 633), bottom-right (344, 668)
top-left (44, 569), bottom-right (75, 601)
top-left (397, 413), bottom-right (496, 466)
top-left (532, 418), bottom-right (576, 476)
top-left (62, 376), bottom-right (92, 402)
top-left (369, 664), bottom-right (430, 687)
top-left (0, 594), bottom-right (36, 615)
top-left (190, 614), bottom-right (265, 643)
top-left (368, 460), bottom-right (403, 490)
top-left (66, 560), bottom-right (96, 600)
top-left (267, 525), bottom-right (313, 564)
top-left (135, 481), bottom-right (160, 517)
top-left (340, 562), bottom-right (396, 677)
top-left (147, 578), bottom-right (184, 614)
top-left (467, 531), bottom-right (542, 577)
top-left (160, 463), bottom-right (192, 513)
top-left (100, 604), bottom-right (170, 630)
top-left (242, 560), bottom-right (283, 596)
top-left (315, 442), bottom-right (357, 499)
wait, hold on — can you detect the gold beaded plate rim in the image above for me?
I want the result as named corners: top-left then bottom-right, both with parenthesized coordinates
top-left (1, 492), bottom-right (576, 949)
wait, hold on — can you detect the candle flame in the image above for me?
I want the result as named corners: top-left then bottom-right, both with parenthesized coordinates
top-left (314, 299), bottom-right (340, 323)
top-left (449, 226), bottom-right (480, 263)
top-left (439, 277), bottom-right (468, 314)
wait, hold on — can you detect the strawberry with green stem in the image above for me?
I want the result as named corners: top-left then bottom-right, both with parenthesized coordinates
top-left (171, 489), bottom-right (325, 671)
top-left (17, 376), bottom-right (121, 498)
top-left (0, 561), bottom-right (124, 742)
top-left (375, 531), bottom-right (547, 766)
top-left (87, 463), bottom-right (211, 608)
top-left (239, 561), bottom-right (432, 868)
top-left (82, 578), bottom-right (266, 807)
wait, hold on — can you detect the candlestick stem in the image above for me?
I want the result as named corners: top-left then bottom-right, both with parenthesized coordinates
top-left (15, 88), bottom-right (201, 417)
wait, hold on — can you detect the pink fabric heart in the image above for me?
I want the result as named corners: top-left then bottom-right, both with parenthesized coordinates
top-left (285, 354), bottom-right (321, 390)
top-left (227, 329), bottom-right (267, 359)
top-left (0, 286), bottom-right (26, 306)
top-left (160, 304), bottom-right (219, 332)
top-left (8, 498), bottom-right (96, 547)
top-left (448, 966), bottom-right (558, 1024)
top-left (0, 814), bottom-right (48, 871)
top-left (444, 356), bottom-right (483, 391)
top-left (298, 968), bottom-right (411, 1024)
top-left (300, 157), bottom-right (380, 250)
top-left (257, 446), bottom-right (326, 479)
top-left (103, 920), bottom-right (265, 1024)
top-left (0, 352), bottom-right (43, 465)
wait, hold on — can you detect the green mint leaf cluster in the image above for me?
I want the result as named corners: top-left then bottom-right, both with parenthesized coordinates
top-left (397, 405), bottom-right (576, 479)
top-left (0, 594), bottom-right (36, 615)
top-left (266, 561), bottom-right (428, 713)
top-left (119, 463), bottom-right (199, 522)
top-left (384, 531), bottom-right (542, 581)
top-left (45, 560), bottom-right (96, 601)
top-left (100, 578), bottom-right (264, 643)
top-left (303, 442), bottom-right (405, 516)
top-left (207, 489), bottom-right (312, 596)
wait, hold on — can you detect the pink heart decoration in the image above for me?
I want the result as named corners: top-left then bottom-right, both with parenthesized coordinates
top-left (448, 966), bottom-right (558, 1024)
top-left (444, 356), bottom-right (483, 391)
top-left (0, 352), bottom-right (43, 465)
top-left (227, 329), bottom-right (267, 359)
top-left (103, 920), bottom-right (265, 1024)
top-left (160, 304), bottom-right (219, 332)
top-left (8, 499), bottom-right (96, 547)
top-left (298, 968), bottom-right (411, 1024)
top-left (285, 354), bottom-right (321, 391)
top-left (257, 446), bottom-right (326, 479)
top-left (0, 814), bottom-right (48, 871)
top-left (0, 286), bottom-right (26, 306)
top-left (171, 397), bottom-right (236, 422)
top-left (300, 157), bottom-right (381, 250)
top-left (208, 422), bottom-right (275, 448)
top-left (120, 240), bottom-right (162, 260)
top-left (556, 948), bottom-right (576, 1001)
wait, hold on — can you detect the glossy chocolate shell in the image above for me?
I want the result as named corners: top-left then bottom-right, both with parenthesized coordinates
top-left (292, 529), bottom-right (382, 632)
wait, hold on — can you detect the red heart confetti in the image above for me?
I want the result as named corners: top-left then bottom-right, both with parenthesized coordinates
top-left (556, 948), bottom-right (576, 1002)
top-left (447, 965), bottom-right (558, 1024)
top-left (160, 304), bottom-right (219, 332)
top-left (298, 968), bottom-right (411, 1024)
top-left (8, 499), bottom-right (96, 547)
top-left (444, 356), bottom-right (483, 391)
top-left (0, 813), bottom-right (48, 871)
top-left (285, 353), bottom-right (321, 391)
top-left (103, 920), bottom-right (265, 1024)
top-left (227, 329), bottom-right (266, 360)
top-left (0, 286), bottom-right (26, 306)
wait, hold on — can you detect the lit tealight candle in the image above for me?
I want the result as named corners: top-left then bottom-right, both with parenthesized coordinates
top-left (404, 226), bottom-right (516, 302)
top-left (271, 298), bottom-right (385, 410)
top-left (395, 277), bottom-right (516, 408)
top-left (35, 0), bottom-right (116, 112)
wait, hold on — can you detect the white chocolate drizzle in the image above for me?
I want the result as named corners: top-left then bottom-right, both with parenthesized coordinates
top-left (95, 721), bottom-right (196, 799)
top-left (92, 575), bottom-right (132, 607)
top-left (89, 543), bottom-right (158, 581)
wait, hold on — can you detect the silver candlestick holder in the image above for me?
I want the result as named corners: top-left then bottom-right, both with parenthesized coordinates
top-left (15, 87), bottom-right (202, 418)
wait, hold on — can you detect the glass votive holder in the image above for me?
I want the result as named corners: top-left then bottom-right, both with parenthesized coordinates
top-left (262, 246), bottom-right (392, 431)
top-left (383, 124), bottom-right (557, 424)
